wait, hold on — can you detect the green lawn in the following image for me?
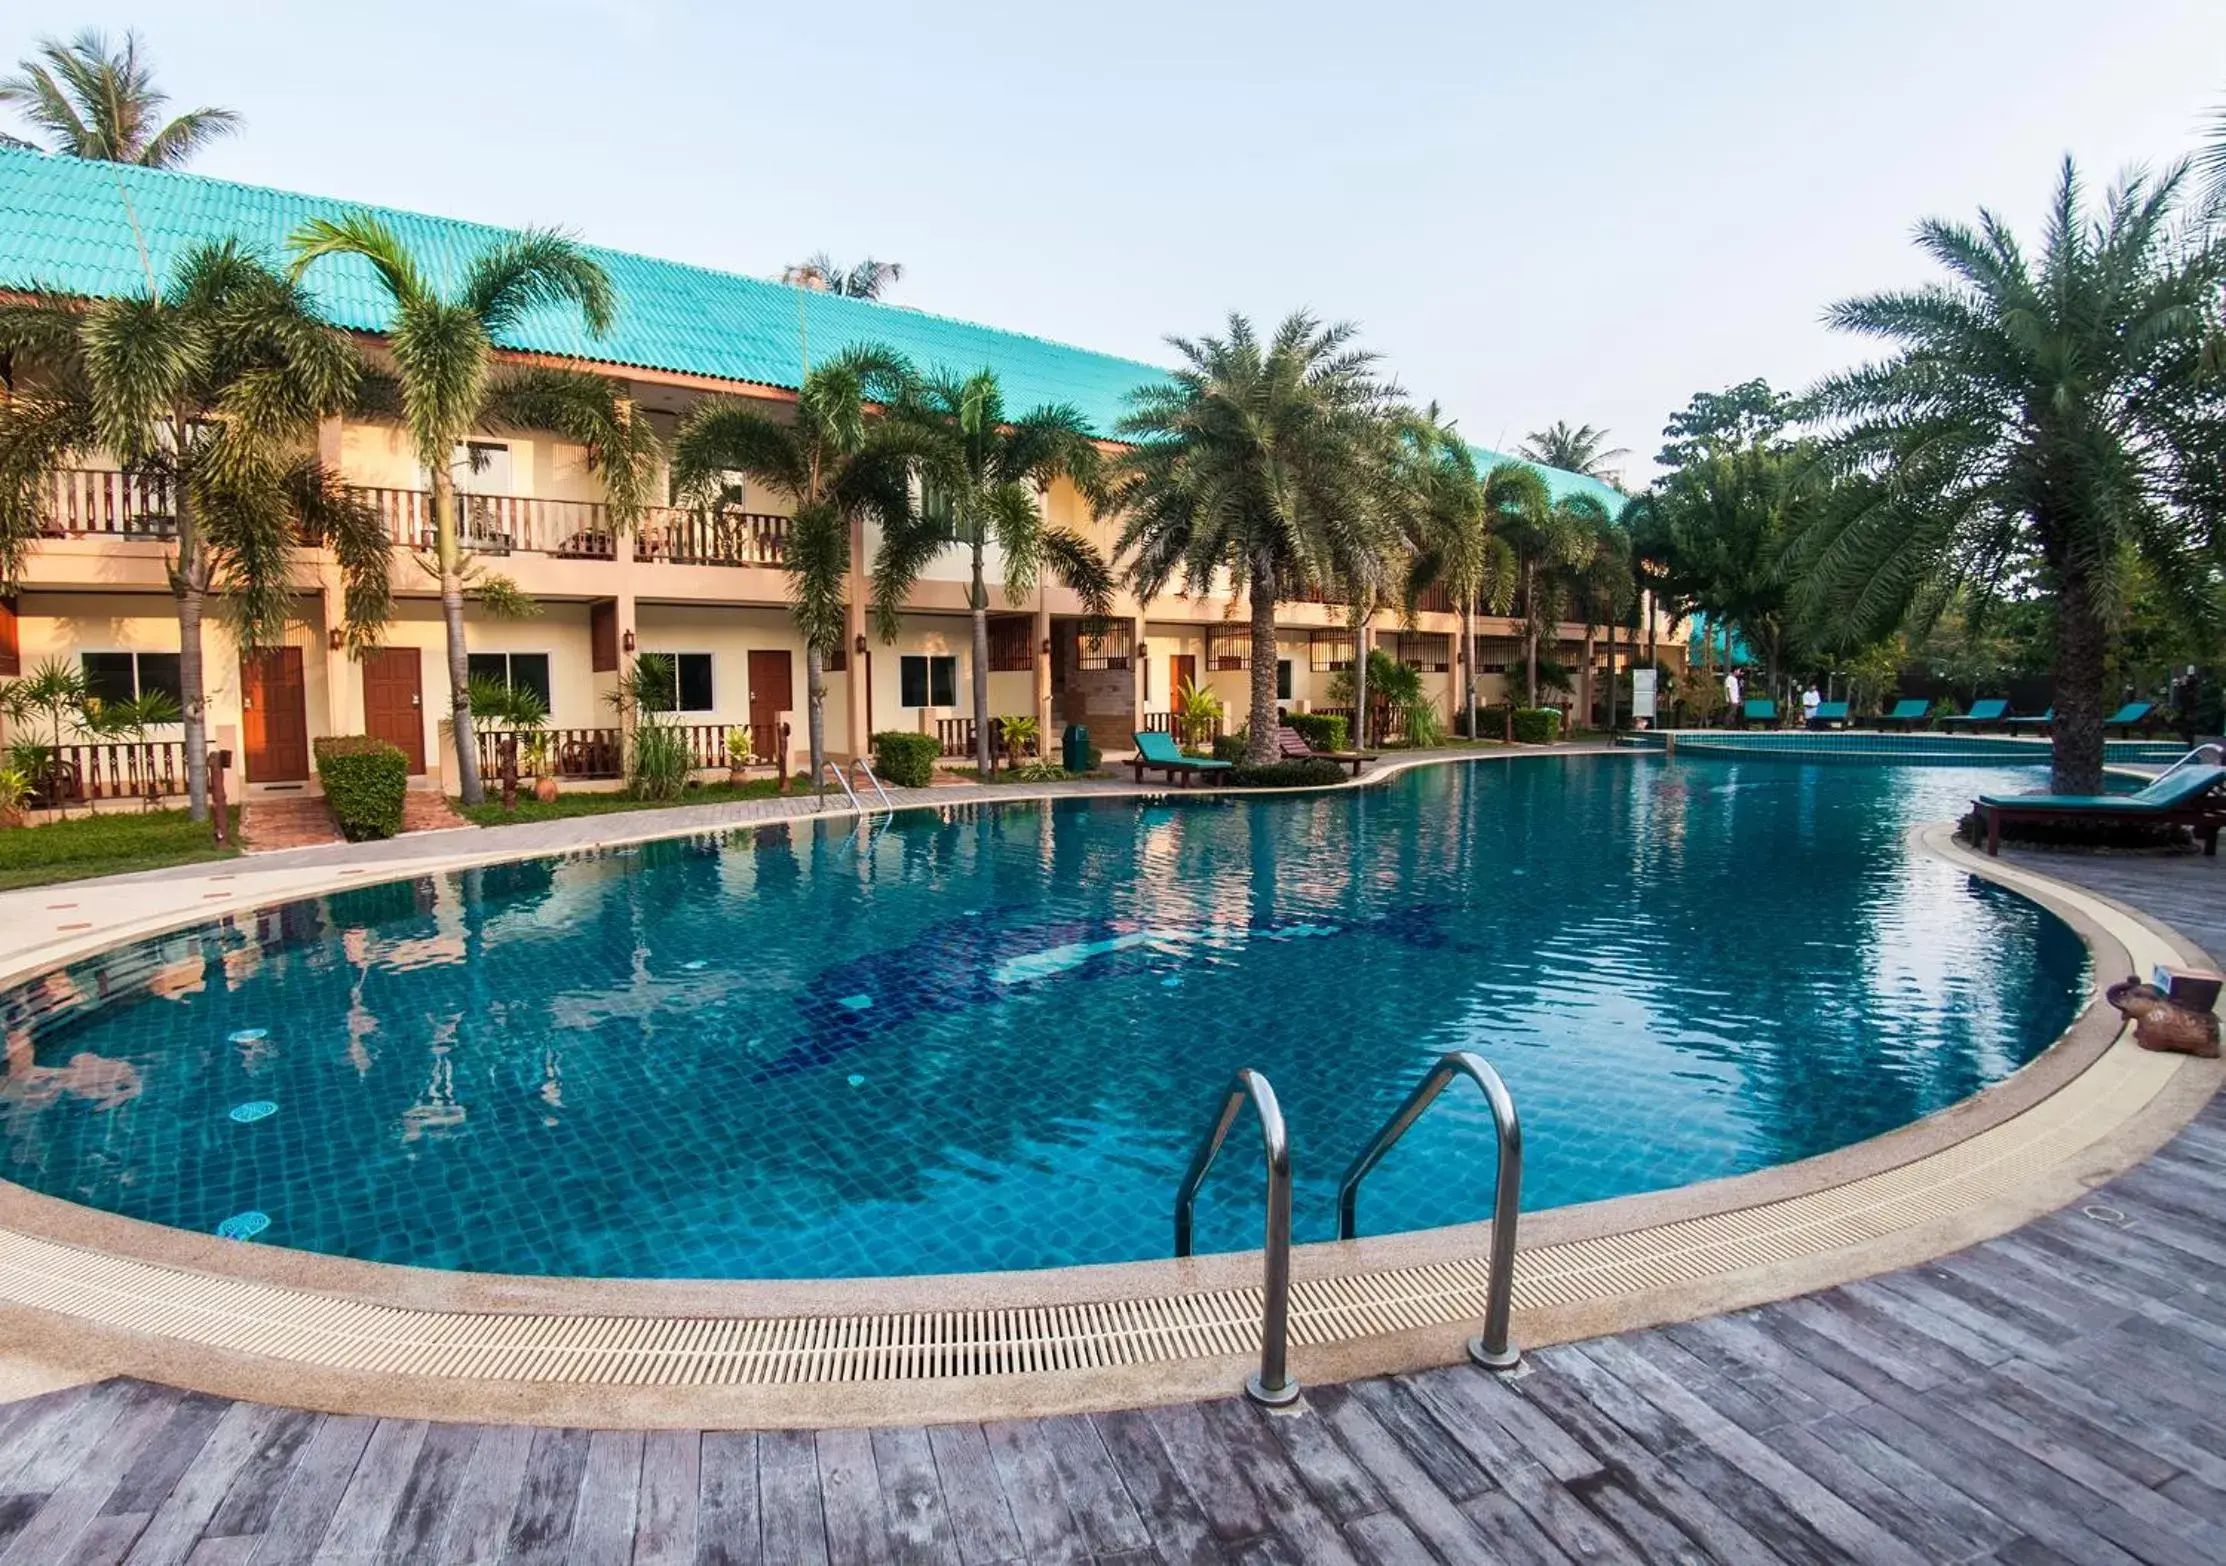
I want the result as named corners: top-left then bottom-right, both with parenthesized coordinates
top-left (0, 806), bottom-right (243, 891)
top-left (456, 777), bottom-right (788, 826)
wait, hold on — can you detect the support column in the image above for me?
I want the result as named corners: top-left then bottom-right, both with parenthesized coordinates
top-left (845, 514), bottom-right (870, 764)
top-left (1032, 598), bottom-right (1053, 742)
top-left (611, 542), bottom-right (638, 750)
top-left (1579, 630), bottom-right (1596, 729)
top-left (319, 567), bottom-right (355, 738)
top-left (1355, 618), bottom-right (1373, 743)
top-left (1130, 612), bottom-right (1148, 742)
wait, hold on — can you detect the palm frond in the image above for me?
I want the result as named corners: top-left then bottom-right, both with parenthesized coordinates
top-left (483, 367), bottom-right (661, 523)
top-left (461, 230), bottom-right (616, 338)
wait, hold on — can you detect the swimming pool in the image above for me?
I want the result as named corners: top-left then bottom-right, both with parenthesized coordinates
top-left (0, 755), bottom-right (2087, 1280)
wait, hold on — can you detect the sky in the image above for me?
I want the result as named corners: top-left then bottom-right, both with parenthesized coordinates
top-left (3, 1), bottom-right (2222, 486)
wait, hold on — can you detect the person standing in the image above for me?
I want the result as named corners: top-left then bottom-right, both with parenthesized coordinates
top-left (1723, 668), bottom-right (1743, 728)
top-left (1803, 683), bottom-right (1823, 728)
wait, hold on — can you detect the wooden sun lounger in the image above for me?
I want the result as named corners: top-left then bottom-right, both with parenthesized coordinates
top-left (1276, 725), bottom-right (1375, 776)
top-left (1130, 730), bottom-right (1233, 788)
top-left (1939, 698), bottom-right (2010, 730)
top-left (1974, 765), bottom-right (2226, 856)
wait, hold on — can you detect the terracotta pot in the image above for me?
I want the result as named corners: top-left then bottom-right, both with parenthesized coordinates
top-left (532, 776), bottom-right (560, 804)
top-left (0, 808), bottom-right (23, 831)
top-left (728, 766), bottom-right (750, 787)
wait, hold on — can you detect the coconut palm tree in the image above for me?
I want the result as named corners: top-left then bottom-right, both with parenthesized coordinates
top-left (782, 254), bottom-right (904, 300)
top-left (1392, 412), bottom-right (1529, 738)
top-left (1572, 513), bottom-right (1637, 728)
top-left (0, 30), bottom-right (239, 167)
top-left (671, 345), bottom-right (921, 788)
top-left (1106, 312), bottom-right (1400, 764)
top-left (874, 369), bottom-right (1113, 773)
top-left (1494, 485), bottom-right (1606, 707)
top-left (1519, 421), bottom-right (1630, 485)
top-left (1794, 158), bottom-right (2226, 793)
top-left (0, 240), bottom-right (391, 820)
top-left (289, 214), bottom-right (661, 805)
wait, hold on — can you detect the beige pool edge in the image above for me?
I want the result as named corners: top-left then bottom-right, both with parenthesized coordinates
top-left (0, 783), bottom-right (2217, 1427)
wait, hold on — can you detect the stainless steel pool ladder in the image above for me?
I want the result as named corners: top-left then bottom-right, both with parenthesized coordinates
top-left (1338, 1050), bottom-right (1524, 1371)
top-left (1174, 1069), bottom-right (1299, 1408)
top-left (817, 757), bottom-right (895, 814)
top-left (2151, 741), bottom-right (2225, 788)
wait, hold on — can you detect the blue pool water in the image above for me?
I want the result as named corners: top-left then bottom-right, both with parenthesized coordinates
top-left (0, 756), bottom-right (2087, 1279)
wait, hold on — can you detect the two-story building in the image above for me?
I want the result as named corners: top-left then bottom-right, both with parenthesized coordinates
top-left (0, 146), bottom-right (1666, 801)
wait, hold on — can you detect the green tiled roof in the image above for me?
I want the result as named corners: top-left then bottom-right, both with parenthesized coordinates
top-left (0, 144), bottom-right (1624, 512)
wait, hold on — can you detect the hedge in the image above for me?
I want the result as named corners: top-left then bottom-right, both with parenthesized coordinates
top-left (1225, 759), bottom-right (1348, 788)
top-left (313, 736), bottom-right (408, 841)
top-left (871, 731), bottom-right (940, 789)
top-left (1510, 707), bottom-right (1563, 745)
top-left (1284, 712), bottom-right (1348, 753)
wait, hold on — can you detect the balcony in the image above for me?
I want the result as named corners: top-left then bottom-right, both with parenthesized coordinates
top-left (350, 487), bottom-right (792, 568)
top-left (36, 469), bottom-right (177, 539)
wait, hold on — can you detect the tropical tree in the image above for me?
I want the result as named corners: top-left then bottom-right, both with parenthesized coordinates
top-left (0, 240), bottom-right (391, 819)
top-left (289, 214), bottom-right (661, 805)
top-left (1570, 512), bottom-right (1637, 728)
top-left (671, 345), bottom-right (920, 788)
top-left (0, 30), bottom-right (238, 167)
top-left (1105, 312), bottom-right (1399, 763)
top-left (1793, 158), bottom-right (2226, 793)
top-left (1493, 485), bottom-right (1606, 706)
top-left (782, 254), bottom-right (904, 300)
top-left (1519, 421), bottom-right (1629, 484)
top-left (874, 369), bottom-right (1114, 773)
top-left (1392, 411), bottom-right (1528, 737)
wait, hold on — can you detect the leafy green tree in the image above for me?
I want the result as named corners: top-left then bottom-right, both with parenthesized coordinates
top-left (1393, 411), bottom-right (1531, 736)
top-left (1794, 159), bottom-right (2226, 792)
top-left (1106, 312), bottom-right (1399, 763)
top-left (1519, 420), bottom-right (1629, 484)
top-left (289, 214), bottom-right (660, 805)
top-left (1653, 380), bottom-right (1795, 471)
top-left (0, 241), bottom-right (390, 819)
top-left (874, 369), bottom-right (1113, 773)
top-left (1571, 513), bottom-right (1637, 727)
top-left (0, 30), bottom-right (238, 167)
top-left (1495, 487), bottom-right (1606, 706)
top-left (671, 346), bottom-right (920, 788)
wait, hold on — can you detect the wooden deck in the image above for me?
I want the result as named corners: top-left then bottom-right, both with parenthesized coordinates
top-left (0, 855), bottom-right (2221, 1564)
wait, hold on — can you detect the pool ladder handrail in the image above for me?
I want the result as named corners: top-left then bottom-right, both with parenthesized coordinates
top-left (816, 758), bottom-right (863, 812)
top-left (850, 756), bottom-right (894, 810)
top-left (1173, 1068), bottom-right (1299, 1408)
top-left (819, 757), bottom-right (894, 814)
top-left (2149, 741), bottom-right (2225, 789)
top-left (1337, 1050), bottom-right (1524, 1371)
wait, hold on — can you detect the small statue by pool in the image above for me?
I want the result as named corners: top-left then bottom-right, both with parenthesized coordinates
top-left (2105, 976), bottom-right (2221, 1058)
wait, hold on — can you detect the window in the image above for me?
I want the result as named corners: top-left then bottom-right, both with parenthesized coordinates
top-left (81, 651), bottom-right (183, 710)
top-left (1309, 631), bottom-right (1355, 673)
top-left (1396, 632), bottom-right (1452, 673)
top-left (919, 480), bottom-right (961, 542)
top-left (1206, 626), bottom-right (1250, 671)
top-left (1074, 621), bottom-right (1133, 671)
top-left (901, 654), bottom-right (958, 708)
top-left (466, 651), bottom-right (553, 712)
top-left (1276, 660), bottom-right (1293, 701)
top-left (450, 441), bottom-right (512, 494)
top-left (636, 651), bottom-right (713, 712)
top-left (988, 618), bottom-right (1034, 672)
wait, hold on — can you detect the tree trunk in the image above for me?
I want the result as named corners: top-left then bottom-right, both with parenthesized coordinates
top-left (1247, 557), bottom-right (1280, 764)
top-left (970, 542), bottom-right (993, 775)
top-left (1522, 559), bottom-right (1539, 707)
top-left (1352, 609), bottom-right (1370, 749)
top-left (436, 471), bottom-right (484, 806)
top-left (2051, 562), bottom-right (2107, 795)
top-left (1606, 619), bottom-right (1619, 732)
top-left (172, 483), bottom-right (210, 822)
top-left (1461, 597), bottom-right (1478, 740)
top-left (805, 641), bottom-right (828, 791)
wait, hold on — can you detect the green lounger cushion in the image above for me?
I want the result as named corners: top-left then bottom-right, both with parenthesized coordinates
top-left (2005, 707), bottom-right (2055, 727)
top-left (1133, 731), bottom-right (1231, 769)
top-left (1812, 701), bottom-right (1849, 721)
top-left (1884, 699), bottom-right (1930, 722)
top-left (1742, 699), bottom-right (1777, 721)
top-left (1979, 766), bottom-right (2226, 812)
top-left (2104, 702), bottom-right (2153, 727)
top-left (1942, 699), bottom-right (2010, 725)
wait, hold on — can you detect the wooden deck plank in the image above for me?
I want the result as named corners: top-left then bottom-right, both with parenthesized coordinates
top-left (1089, 1409), bottom-right (1222, 1566)
top-left (1032, 1415), bottom-right (1151, 1559)
top-left (242, 1415), bottom-right (376, 1566)
top-left (627, 1429), bottom-right (699, 1566)
top-left (866, 1426), bottom-right (958, 1566)
top-left (0, 1381), bottom-right (177, 1566)
top-left (921, 1424), bottom-right (1021, 1566)
top-left (372, 1419), bottom-right (481, 1566)
top-left (566, 1427), bottom-right (644, 1566)
top-left (694, 1431), bottom-right (760, 1566)
top-left (814, 1427), bottom-right (892, 1566)
top-left (100, 1393), bottom-right (231, 1521)
top-left (1193, 1399), bottom-right (1357, 1566)
top-left (978, 1421), bottom-right (1085, 1566)
top-left (431, 1424), bottom-right (535, 1566)
top-left (756, 1429), bottom-right (829, 1566)
top-left (117, 1402), bottom-right (289, 1566)
top-left (1307, 1384), bottom-right (1526, 1566)
top-left (308, 1418), bottom-right (427, 1565)
top-left (1142, 1404), bottom-right (1269, 1546)
top-left (197, 1408), bottom-right (319, 1543)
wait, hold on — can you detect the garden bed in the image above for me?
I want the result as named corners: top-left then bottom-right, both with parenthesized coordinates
top-left (0, 807), bottom-right (243, 890)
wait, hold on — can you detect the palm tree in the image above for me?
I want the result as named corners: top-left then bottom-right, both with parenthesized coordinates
top-left (0, 240), bottom-right (391, 820)
top-left (1571, 514), bottom-right (1637, 728)
top-left (1795, 158), bottom-right (2226, 794)
top-left (289, 214), bottom-right (661, 805)
top-left (1106, 312), bottom-right (1399, 764)
top-left (1494, 485), bottom-right (1606, 707)
top-left (1393, 411), bottom-right (1528, 738)
top-left (0, 30), bottom-right (239, 167)
top-left (1519, 421), bottom-right (1630, 485)
top-left (874, 369), bottom-right (1114, 773)
top-left (671, 345), bottom-right (920, 788)
top-left (782, 254), bottom-right (904, 300)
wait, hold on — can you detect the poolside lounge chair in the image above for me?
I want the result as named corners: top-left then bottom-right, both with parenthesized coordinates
top-left (1973, 765), bottom-right (2226, 856)
top-left (2005, 706), bottom-right (2055, 732)
top-left (2104, 702), bottom-right (2156, 735)
top-left (1878, 698), bottom-right (1931, 730)
top-left (1808, 700), bottom-right (1850, 730)
top-left (1129, 730), bottom-right (1233, 788)
top-left (1276, 724), bottom-right (1375, 776)
top-left (1938, 698), bottom-right (2010, 731)
top-left (1741, 698), bottom-right (1778, 727)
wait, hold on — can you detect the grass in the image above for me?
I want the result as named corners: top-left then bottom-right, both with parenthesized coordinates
top-left (0, 806), bottom-right (243, 891)
top-left (455, 777), bottom-right (787, 826)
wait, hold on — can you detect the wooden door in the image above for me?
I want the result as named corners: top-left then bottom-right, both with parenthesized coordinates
top-left (1170, 654), bottom-right (1197, 699)
top-left (361, 647), bottom-right (425, 774)
top-left (241, 648), bottom-right (309, 782)
top-left (747, 649), bottom-right (793, 743)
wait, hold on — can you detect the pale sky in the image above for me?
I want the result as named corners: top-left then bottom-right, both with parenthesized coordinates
top-left (4, 1), bottom-right (2222, 484)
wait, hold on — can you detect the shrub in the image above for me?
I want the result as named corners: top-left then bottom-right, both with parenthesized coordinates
top-left (628, 720), bottom-right (691, 801)
top-left (1399, 699), bottom-right (1445, 749)
top-left (1510, 707), bottom-right (1563, 745)
top-left (1284, 712), bottom-right (1348, 753)
top-left (872, 731), bottom-right (940, 789)
top-left (1225, 759), bottom-right (1347, 788)
top-left (314, 736), bottom-right (408, 841)
top-left (1213, 732), bottom-right (1249, 763)
top-left (1009, 761), bottom-right (1071, 783)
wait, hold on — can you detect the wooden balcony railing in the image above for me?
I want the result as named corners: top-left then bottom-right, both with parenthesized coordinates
top-left (635, 510), bottom-right (791, 568)
top-left (476, 727), bottom-right (623, 780)
top-left (347, 488), bottom-right (792, 568)
top-left (37, 470), bottom-right (177, 539)
top-left (1142, 712), bottom-right (1224, 746)
top-left (29, 741), bottom-right (188, 803)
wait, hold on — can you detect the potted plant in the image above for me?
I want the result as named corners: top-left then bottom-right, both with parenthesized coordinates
top-left (725, 725), bottom-right (754, 784)
top-left (1173, 679), bottom-right (1224, 754)
top-left (522, 733), bottom-right (559, 803)
top-left (996, 714), bottom-right (1039, 764)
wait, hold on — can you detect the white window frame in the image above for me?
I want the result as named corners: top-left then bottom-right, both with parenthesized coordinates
top-left (645, 650), bottom-right (716, 714)
top-left (900, 654), bottom-right (959, 709)
top-left (80, 649), bottom-right (184, 714)
top-left (466, 650), bottom-right (555, 715)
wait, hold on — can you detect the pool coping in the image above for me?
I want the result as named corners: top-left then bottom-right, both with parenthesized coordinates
top-left (0, 752), bottom-right (2217, 1426)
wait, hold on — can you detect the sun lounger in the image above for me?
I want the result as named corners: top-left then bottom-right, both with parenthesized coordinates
top-left (1808, 701), bottom-right (1849, 730)
top-left (1276, 724), bottom-right (1374, 776)
top-left (1938, 698), bottom-right (2010, 731)
top-left (2104, 702), bottom-right (2155, 734)
top-left (2005, 706), bottom-right (2055, 731)
top-left (1130, 729), bottom-right (1233, 788)
top-left (1741, 698), bottom-right (1778, 726)
top-left (1974, 765), bottom-right (2226, 856)
top-left (1878, 698), bottom-right (1931, 729)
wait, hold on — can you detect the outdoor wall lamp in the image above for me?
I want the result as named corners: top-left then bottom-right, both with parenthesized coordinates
top-left (855, 632), bottom-right (869, 655)
top-left (621, 630), bottom-right (636, 654)
top-left (1040, 637), bottom-right (1053, 656)
top-left (327, 629), bottom-right (343, 652)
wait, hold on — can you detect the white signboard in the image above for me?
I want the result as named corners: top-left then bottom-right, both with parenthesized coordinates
top-left (1632, 668), bottom-right (1658, 723)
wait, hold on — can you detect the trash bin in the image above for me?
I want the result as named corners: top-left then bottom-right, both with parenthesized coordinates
top-left (1062, 723), bottom-right (1089, 773)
